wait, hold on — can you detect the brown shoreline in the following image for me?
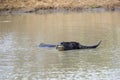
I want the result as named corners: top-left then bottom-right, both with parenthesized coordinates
top-left (0, 0), bottom-right (120, 15)
top-left (0, 7), bottom-right (120, 15)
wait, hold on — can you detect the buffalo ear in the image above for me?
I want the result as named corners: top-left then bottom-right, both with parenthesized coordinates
top-left (60, 42), bottom-right (64, 45)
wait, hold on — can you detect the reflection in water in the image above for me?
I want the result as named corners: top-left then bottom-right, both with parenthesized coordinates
top-left (0, 12), bottom-right (120, 80)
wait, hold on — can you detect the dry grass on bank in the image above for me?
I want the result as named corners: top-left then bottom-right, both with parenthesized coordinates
top-left (0, 0), bottom-right (120, 10)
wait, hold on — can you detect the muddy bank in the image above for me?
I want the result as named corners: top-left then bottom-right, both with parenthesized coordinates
top-left (0, 0), bottom-right (120, 14)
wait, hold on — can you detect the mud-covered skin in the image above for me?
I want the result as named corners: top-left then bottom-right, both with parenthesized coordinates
top-left (60, 42), bottom-right (80, 50)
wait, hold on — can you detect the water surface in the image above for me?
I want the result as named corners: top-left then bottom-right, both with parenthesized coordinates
top-left (0, 12), bottom-right (120, 80)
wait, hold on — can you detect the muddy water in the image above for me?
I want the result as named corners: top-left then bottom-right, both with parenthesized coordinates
top-left (0, 12), bottom-right (120, 80)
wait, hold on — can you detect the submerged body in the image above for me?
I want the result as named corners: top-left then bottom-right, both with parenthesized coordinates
top-left (39, 41), bottom-right (101, 51)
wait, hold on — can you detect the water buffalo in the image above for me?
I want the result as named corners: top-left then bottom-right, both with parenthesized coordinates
top-left (39, 41), bottom-right (101, 51)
